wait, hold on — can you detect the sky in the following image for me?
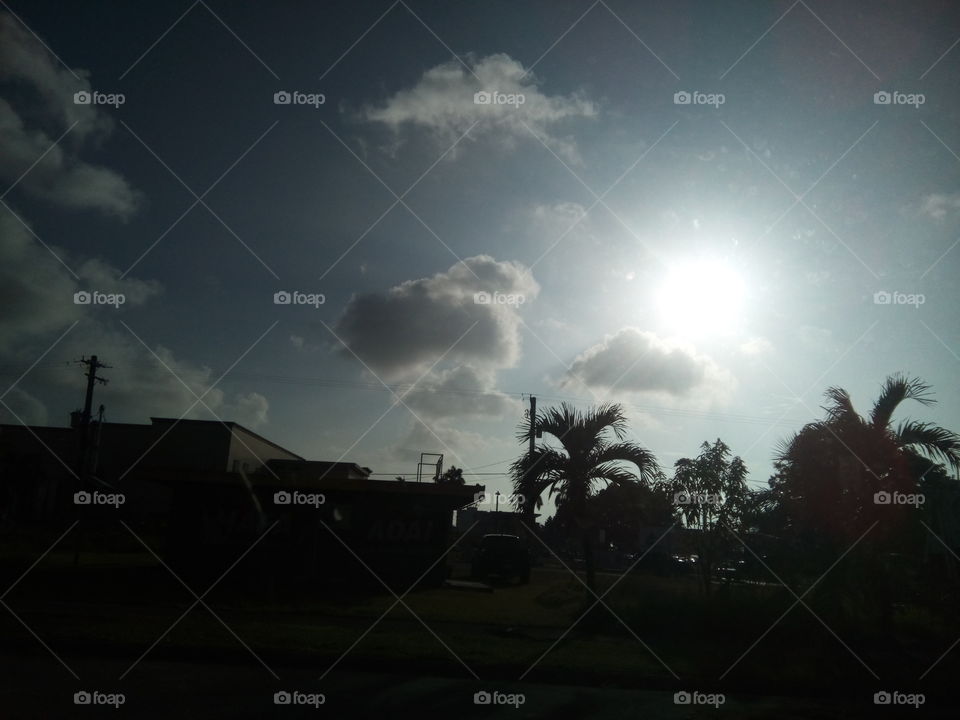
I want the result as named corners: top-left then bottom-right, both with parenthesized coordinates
top-left (1, 1), bottom-right (959, 512)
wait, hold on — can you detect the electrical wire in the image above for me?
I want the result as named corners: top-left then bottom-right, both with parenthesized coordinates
top-left (0, 361), bottom-right (809, 428)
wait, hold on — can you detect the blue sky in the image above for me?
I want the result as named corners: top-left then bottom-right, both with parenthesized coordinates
top-left (2, 1), bottom-right (959, 510)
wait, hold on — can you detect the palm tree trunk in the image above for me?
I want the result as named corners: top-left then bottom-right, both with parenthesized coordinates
top-left (582, 530), bottom-right (596, 591)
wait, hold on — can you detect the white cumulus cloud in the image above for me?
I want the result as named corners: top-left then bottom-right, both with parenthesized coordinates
top-left (361, 53), bottom-right (596, 162)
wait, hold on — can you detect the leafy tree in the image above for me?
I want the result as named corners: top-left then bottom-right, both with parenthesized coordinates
top-left (590, 481), bottom-right (674, 555)
top-left (510, 402), bottom-right (661, 590)
top-left (667, 439), bottom-right (749, 594)
top-left (438, 466), bottom-right (464, 485)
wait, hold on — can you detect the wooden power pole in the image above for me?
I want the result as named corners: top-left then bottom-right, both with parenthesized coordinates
top-left (75, 355), bottom-right (110, 485)
top-left (73, 355), bottom-right (109, 566)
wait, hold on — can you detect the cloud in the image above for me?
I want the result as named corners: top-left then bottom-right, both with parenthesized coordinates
top-left (563, 327), bottom-right (736, 403)
top-left (389, 420), bottom-right (491, 467)
top-left (529, 201), bottom-right (590, 242)
top-left (739, 337), bottom-right (774, 357)
top-left (361, 53), bottom-right (596, 162)
top-left (0, 387), bottom-right (48, 425)
top-left (333, 256), bottom-right (533, 444)
top-left (0, 212), bottom-right (158, 346)
top-left (0, 13), bottom-right (139, 218)
top-left (532, 201), bottom-right (587, 223)
top-left (221, 391), bottom-right (270, 429)
top-left (35, 334), bottom-right (272, 430)
top-left (76, 257), bottom-right (161, 304)
top-left (919, 192), bottom-right (960, 221)
top-left (334, 255), bottom-right (538, 380)
top-left (0, 212), bottom-right (268, 429)
top-left (0, 13), bottom-right (108, 138)
top-left (401, 364), bottom-right (520, 420)
top-left (796, 324), bottom-right (832, 350)
top-left (0, 211), bottom-right (81, 345)
top-left (98, 345), bottom-right (271, 429)
top-left (0, 17), bottom-right (265, 432)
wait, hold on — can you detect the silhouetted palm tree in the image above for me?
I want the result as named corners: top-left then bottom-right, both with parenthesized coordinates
top-left (771, 374), bottom-right (960, 633)
top-left (510, 402), bottom-right (661, 590)
top-left (774, 374), bottom-right (959, 541)
top-left (778, 374), bottom-right (960, 486)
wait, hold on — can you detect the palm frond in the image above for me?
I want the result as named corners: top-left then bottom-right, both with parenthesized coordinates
top-left (588, 462), bottom-right (642, 487)
top-left (821, 386), bottom-right (858, 424)
top-left (588, 441), bottom-right (662, 484)
top-left (870, 373), bottom-right (935, 428)
top-left (895, 420), bottom-right (960, 470)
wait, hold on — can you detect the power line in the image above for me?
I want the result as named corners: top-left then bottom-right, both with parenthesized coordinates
top-left (0, 361), bottom-right (810, 428)
top-left (464, 457), bottom-right (516, 469)
top-left (368, 472), bottom-right (508, 476)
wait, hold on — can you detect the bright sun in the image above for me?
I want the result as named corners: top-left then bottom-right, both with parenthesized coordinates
top-left (656, 257), bottom-right (747, 337)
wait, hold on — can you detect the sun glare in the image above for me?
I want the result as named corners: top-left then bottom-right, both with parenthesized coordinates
top-left (656, 257), bottom-right (747, 338)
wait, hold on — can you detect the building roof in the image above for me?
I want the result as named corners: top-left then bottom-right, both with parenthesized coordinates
top-left (0, 424), bottom-right (74, 434)
top-left (134, 467), bottom-right (482, 503)
top-left (149, 417), bottom-right (304, 460)
top-left (267, 458), bottom-right (371, 479)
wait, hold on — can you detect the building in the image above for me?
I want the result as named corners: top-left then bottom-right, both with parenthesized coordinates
top-left (0, 417), bottom-right (480, 588)
top-left (0, 417), bottom-right (303, 523)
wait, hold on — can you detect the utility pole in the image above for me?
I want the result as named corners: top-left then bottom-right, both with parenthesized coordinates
top-left (74, 355), bottom-right (110, 486)
top-left (72, 355), bottom-right (110, 567)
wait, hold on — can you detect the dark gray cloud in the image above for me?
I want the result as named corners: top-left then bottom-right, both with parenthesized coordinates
top-left (0, 203), bottom-right (267, 430)
top-left (334, 255), bottom-right (538, 380)
top-left (401, 364), bottom-right (519, 420)
top-left (0, 13), bottom-right (139, 218)
top-left (565, 327), bottom-right (736, 403)
top-left (0, 213), bottom-right (159, 346)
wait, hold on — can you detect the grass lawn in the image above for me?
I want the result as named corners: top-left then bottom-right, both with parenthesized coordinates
top-left (2, 547), bottom-right (958, 695)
